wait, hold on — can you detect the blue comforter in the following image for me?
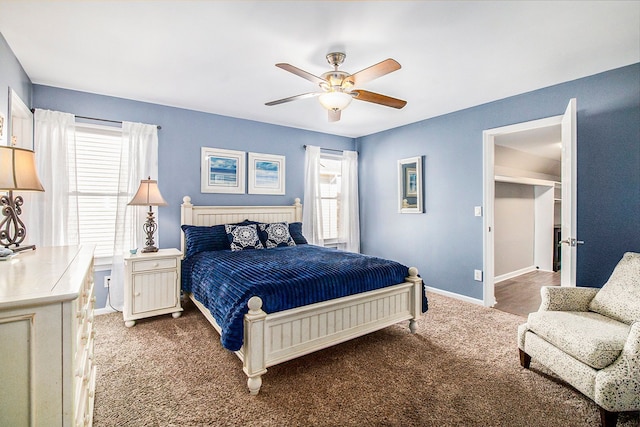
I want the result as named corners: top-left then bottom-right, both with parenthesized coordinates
top-left (182, 245), bottom-right (428, 351)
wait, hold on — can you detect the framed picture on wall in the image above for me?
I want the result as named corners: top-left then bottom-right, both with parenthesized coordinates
top-left (405, 167), bottom-right (417, 197)
top-left (8, 88), bottom-right (33, 149)
top-left (201, 147), bottom-right (246, 194)
top-left (248, 152), bottom-right (285, 195)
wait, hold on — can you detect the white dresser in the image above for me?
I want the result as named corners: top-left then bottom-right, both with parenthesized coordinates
top-left (0, 245), bottom-right (96, 427)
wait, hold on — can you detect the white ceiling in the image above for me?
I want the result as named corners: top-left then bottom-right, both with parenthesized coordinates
top-left (0, 1), bottom-right (638, 138)
top-left (495, 124), bottom-right (562, 160)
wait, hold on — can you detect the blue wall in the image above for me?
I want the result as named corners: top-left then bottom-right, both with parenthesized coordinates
top-left (32, 85), bottom-right (355, 252)
top-left (357, 63), bottom-right (640, 299)
top-left (31, 86), bottom-right (354, 307)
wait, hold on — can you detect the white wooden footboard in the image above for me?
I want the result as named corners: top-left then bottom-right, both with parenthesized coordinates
top-left (189, 267), bottom-right (423, 395)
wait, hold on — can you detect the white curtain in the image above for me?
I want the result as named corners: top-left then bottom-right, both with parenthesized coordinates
top-left (302, 145), bottom-right (324, 246)
top-left (28, 109), bottom-right (79, 247)
top-left (338, 150), bottom-right (360, 253)
top-left (108, 122), bottom-right (159, 311)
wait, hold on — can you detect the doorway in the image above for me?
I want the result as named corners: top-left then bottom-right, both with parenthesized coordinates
top-left (482, 99), bottom-right (578, 309)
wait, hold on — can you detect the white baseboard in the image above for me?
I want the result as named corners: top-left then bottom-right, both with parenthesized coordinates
top-left (425, 286), bottom-right (484, 306)
top-left (94, 307), bottom-right (118, 316)
top-left (494, 265), bottom-right (537, 283)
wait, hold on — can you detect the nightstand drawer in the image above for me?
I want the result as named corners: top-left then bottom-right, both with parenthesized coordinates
top-left (132, 257), bottom-right (177, 272)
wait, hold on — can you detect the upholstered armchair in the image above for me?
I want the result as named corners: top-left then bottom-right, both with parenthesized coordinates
top-left (518, 252), bottom-right (640, 427)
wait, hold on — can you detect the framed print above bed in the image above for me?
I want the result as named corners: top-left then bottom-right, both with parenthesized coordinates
top-left (201, 147), bottom-right (246, 194)
top-left (248, 152), bottom-right (285, 195)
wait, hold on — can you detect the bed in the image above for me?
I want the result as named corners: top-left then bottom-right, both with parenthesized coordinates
top-left (180, 196), bottom-right (426, 395)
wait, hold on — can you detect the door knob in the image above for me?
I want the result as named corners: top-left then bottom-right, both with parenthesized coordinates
top-left (559, 238), bottom-right (584, 247)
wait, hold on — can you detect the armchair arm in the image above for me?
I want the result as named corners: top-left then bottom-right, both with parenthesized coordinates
top-left (539, 286), bottom-right (599, 312)
top-left (595, 322), bottom-right (640, 412)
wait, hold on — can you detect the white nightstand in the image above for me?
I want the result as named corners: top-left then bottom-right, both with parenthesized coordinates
top-left (123, 248), bottom-right (183, 327)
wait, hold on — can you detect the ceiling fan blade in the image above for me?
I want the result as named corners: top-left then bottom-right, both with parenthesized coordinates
top-left (345, 58), bottom-right (401, 86)
top-left (352, 90), bottom-right (407, 109)
top-left (265, 92), bottom-right (321, 106)
top-left (328, 109), bottom-right (341, 122)
top-left (276, 63), bottom-right (326, 86)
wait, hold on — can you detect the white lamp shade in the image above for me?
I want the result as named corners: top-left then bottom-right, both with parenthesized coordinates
top-left (128, 178), bottom-right (168, 206)
top-left (0, 146), bottom-right (44, 191)
top-left (318, 91), bottom-right (353, 111)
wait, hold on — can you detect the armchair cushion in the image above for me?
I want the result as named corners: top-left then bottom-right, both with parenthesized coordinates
top-left (589, 252), bottom-right (640, 325)
top-left (527, 311), bottom-right (630, 369)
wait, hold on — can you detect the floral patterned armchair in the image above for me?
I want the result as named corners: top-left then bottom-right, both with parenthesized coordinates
top-left (518, 252), bottom-right (640, 427)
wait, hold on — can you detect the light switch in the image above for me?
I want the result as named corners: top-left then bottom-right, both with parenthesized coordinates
top-left (474, 206), bottom-right (482, 217)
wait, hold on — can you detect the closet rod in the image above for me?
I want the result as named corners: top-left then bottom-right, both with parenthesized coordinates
top-left (30, 109), bottom-right (161, 129)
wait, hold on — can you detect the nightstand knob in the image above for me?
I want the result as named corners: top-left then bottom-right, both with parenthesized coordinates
top-left (134, 292), bottom-right (141, 297)
top-left (153, 262), bottom-right (159, 267)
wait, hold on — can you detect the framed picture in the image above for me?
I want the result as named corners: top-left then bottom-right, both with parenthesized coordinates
top-left (201, 147), bottom-right (246, 194)
top-left (248, 152), bottom-right (285, 195)
top-left (8, 88), bottom-right (33, 149)
top-left (405, 167), bottom-right (417, 197)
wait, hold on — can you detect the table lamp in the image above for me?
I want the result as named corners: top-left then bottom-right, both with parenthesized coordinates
top-left (0, 146), bottom-right (44, 252)
top-left (128, 176), bottom-right (168, 253)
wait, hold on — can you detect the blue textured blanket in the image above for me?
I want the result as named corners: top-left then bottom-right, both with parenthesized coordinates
top-left (182, 245), bottom-right (428, 351)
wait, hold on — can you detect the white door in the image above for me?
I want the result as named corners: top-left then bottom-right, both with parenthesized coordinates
top-left (560, 98), bottom-right (579, 286)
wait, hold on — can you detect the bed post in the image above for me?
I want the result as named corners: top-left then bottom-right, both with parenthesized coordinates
top-left (243, 296), bottom-right (267, 395)
top-left (293, 198), bottom-right (302, 222)
top-left (405, 267), bottom-right (422, 333)
top-left (180, 196), bottom-right (193, 255)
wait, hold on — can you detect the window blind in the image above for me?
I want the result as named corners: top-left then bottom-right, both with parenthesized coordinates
top-left (70, 123), bottom-right (126, 260)
top-left (319, 156), bottom-right (342, 241)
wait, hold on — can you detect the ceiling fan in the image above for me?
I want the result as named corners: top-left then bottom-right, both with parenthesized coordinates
top-left (265, 52), bottom-right (407, 122)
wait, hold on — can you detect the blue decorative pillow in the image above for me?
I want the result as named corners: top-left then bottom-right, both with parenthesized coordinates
top-left (288, 222), bottom-right (308, 245)
top-left (225, 224), bottom-right (264, 251)
top-left (258, 222), bottom-right (296, 248)
top-left (181, 224), bottom-right (230, 257)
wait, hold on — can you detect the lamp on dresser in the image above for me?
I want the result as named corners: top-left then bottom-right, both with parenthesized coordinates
top-left (128, 176), bottom-right (168, 253)
top-left (0, 145), bottom-right (44, 252)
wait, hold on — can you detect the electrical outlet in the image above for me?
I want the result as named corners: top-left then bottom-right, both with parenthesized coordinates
top-left (104, 275), bottom-right (111, 288)
top-left (474, 270), bottom-right (483, 281)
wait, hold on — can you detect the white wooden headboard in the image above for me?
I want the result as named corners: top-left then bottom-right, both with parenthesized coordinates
top-left (180, 196), bottom-right (303, 254)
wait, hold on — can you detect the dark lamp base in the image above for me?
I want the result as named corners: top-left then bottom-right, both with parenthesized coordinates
top-left (142, 246), bottom-right (159, 253)
top-left (6, 244), bottom-right (36, 253)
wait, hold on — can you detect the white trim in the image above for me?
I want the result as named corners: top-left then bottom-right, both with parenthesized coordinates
top-left (494, 265), bottom-right (537, 283)
top-left (425, 286), bottom-right (484, 306)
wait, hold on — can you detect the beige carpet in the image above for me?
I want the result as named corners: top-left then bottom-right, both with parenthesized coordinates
top-left (93, 292), bottom-right (639, 426)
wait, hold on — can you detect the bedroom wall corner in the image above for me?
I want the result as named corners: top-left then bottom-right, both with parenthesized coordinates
top-left (357, 63), bottom-right (640, 301)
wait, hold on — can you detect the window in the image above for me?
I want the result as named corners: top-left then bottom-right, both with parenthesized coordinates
top-left (319, 155), bottom-right (342, 243)
top-left (69, 123), bottom-right (126, 261)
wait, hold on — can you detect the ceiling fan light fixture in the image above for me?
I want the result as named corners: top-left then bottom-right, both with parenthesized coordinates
top-left (318, 91), bottom-right (352, 111)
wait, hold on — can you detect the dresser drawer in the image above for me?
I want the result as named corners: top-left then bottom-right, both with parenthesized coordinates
top-left (132, 257), bottom-right (177, 272)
